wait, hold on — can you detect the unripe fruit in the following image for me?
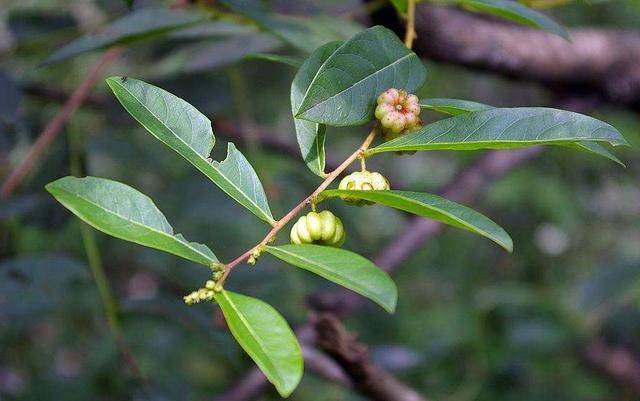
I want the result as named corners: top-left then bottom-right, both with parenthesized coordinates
top-left (338, 171), bottom-right (390, 205)
top-left (290, 210), bottom-right (345, 247)
top-left (375, 88), bottom-right (421, 135)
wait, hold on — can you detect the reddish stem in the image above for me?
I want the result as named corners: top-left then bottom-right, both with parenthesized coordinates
top-left (217, 125), bottom-right (378, 285)
top-left (1, 47), bottom-right (124, 198)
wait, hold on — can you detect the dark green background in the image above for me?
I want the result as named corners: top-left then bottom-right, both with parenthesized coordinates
top-left (1, 0), bottom-right (639, 400)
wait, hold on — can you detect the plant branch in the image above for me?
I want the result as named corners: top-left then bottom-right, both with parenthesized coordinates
top-left (309, 146), bottom-right (544, 315)
top-left (217, 125), bottom-right (378, 286)
top-left (214, 147), bottom-right (543, 401)
top-left (1, 47), bottom-right (124, 198)
top-left (403, 0), bottom-right (417, 49)
top-left (314, 314), bottom-right (428, 401)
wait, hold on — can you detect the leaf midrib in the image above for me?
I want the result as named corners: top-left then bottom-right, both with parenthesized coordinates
top-left (322, 190), bottom-right (510, 250)
top-left (370, 137), bottom-right (622, 154)
top-left (221, 292), bottom-right (285, 388)
top-left (54, 185), bottom-right (214, 263)
top-left (384, 191), bottom-right (509, 248)
top-left (268, 246), bottom-right (390, 308)
top-left (297, 52), bottom-right (415, 117)
top-left (112, 80), bottom-right (272, 223)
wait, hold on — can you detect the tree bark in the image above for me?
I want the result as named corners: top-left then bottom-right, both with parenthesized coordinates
top-left (411, 5), bottom-right (640, 110)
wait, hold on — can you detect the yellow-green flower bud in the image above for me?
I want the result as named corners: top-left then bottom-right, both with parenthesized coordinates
top-left (338, 171), bottom-right (390, 205)
top-left (290, 210), bottom-right (345, 247)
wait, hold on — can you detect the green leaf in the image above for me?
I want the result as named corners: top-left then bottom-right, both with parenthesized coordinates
top-left (420, 98), bottom-right (494, 116)
top-left (265, 244), bottom-right (397, 313)
top-left (43, 8), bottom-right (207, 65)
top-left (318, 190), bottom-right (513, 252)
top-left (291, 42), bottom-right (341, 177)
top-left (367, 107), bottom-right (628, 155)
top-left (169, 20), bottom-right (256, 39)
top-left (152, 33), bottom-right (281, 76)
top-left (45, 176), bottom-right (217, 266)
top-left (295, 25), bottom-right (427, 126)
top-left (390, 0), bottom-right (408, 13)
top-left (420, 100), bottom-right (624, 165)
top-left (245, 53), bottom-right (302, 68)
top-left (106, 77), bottom-right (275, 225)
top-left (220, 0), bottom-right (363, 53)
top-left (214, 290), bottom-right (303, 397)
top-left (448, 0), bottom-right (569, 40)
top-left (572, 141), bottom-right (625, 167)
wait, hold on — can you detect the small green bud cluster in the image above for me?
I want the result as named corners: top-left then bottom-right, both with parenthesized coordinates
top-left (247, 247), bottom-right (263, 266)
top-left (290, 210), bottom-right (345, 247)
top-left (184, 280), bottom-right (217, 305)
top-left (338, 170), bottom-right (390, 205)
top-left (184, 263), bottom-right (225, 305)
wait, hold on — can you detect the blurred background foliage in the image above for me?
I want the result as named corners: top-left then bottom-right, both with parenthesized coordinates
top-left (1, 0), bottom-right (639, 400)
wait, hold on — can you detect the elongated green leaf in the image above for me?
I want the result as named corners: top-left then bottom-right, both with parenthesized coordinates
top-left (152, 33), bottom-right (281, 77)
top-left (106, 77), bottom-right (275, 225)
top-left (46, 176), bottom-right (216, 265)
top-left (448, 0), bottom-right (569, 40)
top-left (420, 98), bottom-right (494, 115)
top-left (44, 8), bottom-right (207, 65)
top-left (319, 190), bottom-right (513, 251)
top-left (571, 141), bottom-right (625, 167)
top-left (214, 290), bottom-right (303, 397)
top-left (291, 42), bottom-right (341, 177)
top-left (246, 53), bottom-right (302, 68)
top-left (367, 107), bottom-right (628, 155)
top-left (265, 244), bottom-right (397, 313)
top-left (418, 101), bottom-right (626, 165)
top-left (220, 0), bottom-right (363, 53)
top-left (169, 21), bottom-right (256, 39)
top-left (295, 26), bottom-right (427, 126)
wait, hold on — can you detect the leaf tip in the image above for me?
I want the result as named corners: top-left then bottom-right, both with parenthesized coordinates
top-left (384, 300), bottom-right (397, 314)
top-left (557, 27), bottom-right (572, 42)
top-left (382, 280), bottom-right (398, 314)
top-left (503, 238), bottom-right (514, 253)
top-left (44, 181), bottom-right (56, 194)
top-left (44, 176), bottom-right (69, 194)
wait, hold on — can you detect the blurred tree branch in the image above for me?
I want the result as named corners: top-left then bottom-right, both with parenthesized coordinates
top-left (24, 84), bottom-right (108, 109)
top-left (409, 5), bottom-right (640, 110)
top-left (314, 314), bottom-right (428, 401)
top-left (1, 47), bottom-right (123, 198)
top-left (582, 338), bottom-right (640, 394)
top-left (214, 120), bottom-right (341, 170)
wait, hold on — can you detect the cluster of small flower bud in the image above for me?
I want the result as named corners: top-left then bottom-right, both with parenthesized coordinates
top-left (247, 248), bottom-right (263, 266)
top-left (183, 280), bottom-right (217, 305)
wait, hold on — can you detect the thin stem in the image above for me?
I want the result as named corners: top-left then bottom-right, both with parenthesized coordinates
top-left (404, 0), bottom-right (417, 49)
top-left (360, 157), bottom-right (367, 172)
top-left (1, 46), bottom-right (123, 198)
top-left (217, 125), bottom-right (378, 286)
top-left (68, 126), bottom-right (145, 381)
